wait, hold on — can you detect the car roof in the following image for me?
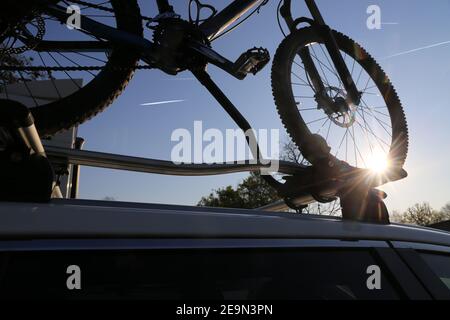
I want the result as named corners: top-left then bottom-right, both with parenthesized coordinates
top-left (0, 199), bottom-right (449, 247)
top-left (429, 220), bottom-right (450, 232)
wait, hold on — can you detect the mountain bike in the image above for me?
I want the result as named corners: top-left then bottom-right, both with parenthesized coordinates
top-left (0, 0), bottom-right (408, 194)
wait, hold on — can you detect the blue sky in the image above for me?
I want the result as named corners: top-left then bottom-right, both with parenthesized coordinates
top-left (75, 0), bottom-right (450, 212)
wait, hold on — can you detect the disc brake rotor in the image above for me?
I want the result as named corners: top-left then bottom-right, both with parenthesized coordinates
top-left (0, 14), bottom-right (46, 55)
top-left (323, 86), bottom-right (357, 129)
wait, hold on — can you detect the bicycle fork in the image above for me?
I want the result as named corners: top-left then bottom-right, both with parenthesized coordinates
top-left (287, 0), bottom-right (362, 106)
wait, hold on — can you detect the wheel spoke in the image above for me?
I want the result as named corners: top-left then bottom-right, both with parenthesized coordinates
top-left (291, 72), bottom-right (311, 87)
top-left (316, 118), bottom-right (330, 135)
top-left (18, 71), bottom-right (38, 107)
top-left (284, 34), bottom-right (404, 169)
top-left (306, 116), bottom-right (329, 125)
top-left (318, 44), bottom-right (343, 88)
top-left (309, 45), bottom-right (332, 88)
top-left (299, 107), bottom-right (319, 111)
top-left (361, 98), bottom-right (392, 137)
top-left (336, 128), bottom-right (349, 157)
top-left (46, 52), bottom-right (82, 89)
top-left (294, 95), bottom-right (315, 99)
top-left (37, 52), bottom-right (62, 99)
top-left (349, 125), bottom-right (367, 167)
top-left (311, 45), bottom-right (343, 88)
top-left (56, 52), bottom-right (97, 77)
top-left (355, 114), bottom-right (389, 152)
top-left (345, 126), bottom-right (348, 162)
top-left (293, 57), bottom-right (328, 91)
top-left (325, 119), bottom-right (332, 141)
top-left (358, 107), bottom-right (375, 155)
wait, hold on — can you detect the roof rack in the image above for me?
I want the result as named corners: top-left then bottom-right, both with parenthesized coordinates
top-left (0, 98), bottom-right (407, 225)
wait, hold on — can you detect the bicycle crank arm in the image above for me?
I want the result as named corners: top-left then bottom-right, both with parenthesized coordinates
top-left (189, 42), bottom-right (245, 79)
top-left (189, 42), bottom-right (270, 80)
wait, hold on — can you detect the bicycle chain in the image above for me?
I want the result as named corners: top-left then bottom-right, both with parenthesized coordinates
top-left (0, 0), bottom-right (155, 73)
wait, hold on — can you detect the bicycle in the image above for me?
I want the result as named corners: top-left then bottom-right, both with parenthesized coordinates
top-left (0, 0), bottom-right (409, 217)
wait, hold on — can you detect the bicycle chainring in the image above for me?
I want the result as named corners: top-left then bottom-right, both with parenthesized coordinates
top-left (0, 0), bottom-right (154, 73)
top-left (0, 14), bottom-right (46, 55)
top-left (151, 18), bottom-right (210, 73)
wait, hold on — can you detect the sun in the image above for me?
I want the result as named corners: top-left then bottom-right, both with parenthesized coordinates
top-left (367, 151), bottom-right (390, 173)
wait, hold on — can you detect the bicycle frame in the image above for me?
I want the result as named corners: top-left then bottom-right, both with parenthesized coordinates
top-left (198, 0), bottom-right (263, 40)
top-left (155, 0), bottom-right (265, 40)
top-left (41, 0), bottom-right (265, 56)
top-left (156, 0), bottom-right (359, 104)
top-left (40, 0), bottom-right (360, 104)
top-left (3, 0), bottom-right (400, 215)
top-left (37, 0), bottom-right (362, 166)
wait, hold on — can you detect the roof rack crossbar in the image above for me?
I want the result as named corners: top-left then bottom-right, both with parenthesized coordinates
top-left (45, 146), bottom-right (307, 177)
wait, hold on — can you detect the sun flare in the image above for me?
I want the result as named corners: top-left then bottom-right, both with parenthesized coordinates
top-left (367, 152), bottom-right (390, 173)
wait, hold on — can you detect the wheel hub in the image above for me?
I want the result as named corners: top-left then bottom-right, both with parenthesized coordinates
top-left (318, 86), bottom-right (357, 128)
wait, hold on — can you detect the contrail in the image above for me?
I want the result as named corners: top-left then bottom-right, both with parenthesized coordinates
top-left (164, 77), bottom-right (195, 81)
top-left (385, 40), bottom-right (450, 59)
top-left (140, 99), bottom-right (185, 106)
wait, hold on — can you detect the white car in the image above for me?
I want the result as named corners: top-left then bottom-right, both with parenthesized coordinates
top-left (0, 199), bottom-right (449, 300)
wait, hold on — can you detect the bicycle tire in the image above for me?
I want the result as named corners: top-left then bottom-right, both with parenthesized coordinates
top-left (271, 27), bottom-right (409, 168)
top-left (17, 0), bottom-right (144, 137)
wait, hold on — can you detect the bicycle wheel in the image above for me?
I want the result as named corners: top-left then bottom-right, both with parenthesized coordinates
top-left (0, 0), bottom-right (143, 137)
top-left (272, 27), bottom-right (409, 170)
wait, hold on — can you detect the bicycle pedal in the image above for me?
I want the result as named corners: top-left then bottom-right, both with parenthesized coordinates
top-left (233, 47), bottom-right (270, 78)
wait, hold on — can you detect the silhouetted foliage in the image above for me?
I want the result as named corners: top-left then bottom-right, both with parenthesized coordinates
top-left (197, 171), bottom-right (280, 209)
top-left (0, 46), bottom-right (44, 84)
top-left (392, 202), bottom-right (450, 226)
top-left (441, 202), bottom-right (450, 216)
top-left (197, 140), bottom-right (342, 214)
top-left (197, 142), bottom-right (448, 220)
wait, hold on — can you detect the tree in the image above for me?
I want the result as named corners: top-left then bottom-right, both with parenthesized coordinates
top-left (441, 202), bottom-right (450, 216)
top-left (0, 45), bottom-right (44, 85)
top-left (196, 140), bottom-right (304, 210)
top-left (396, 202), bottom-right (448, 226)
top-left (281, 140), bottom-right (341, 216)
top-left (197, 171), bottom-right (280, 209)
top-left (281, 140), bottom-right (306, 165)
top-left (197, 140), bottom-right (340, 215)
